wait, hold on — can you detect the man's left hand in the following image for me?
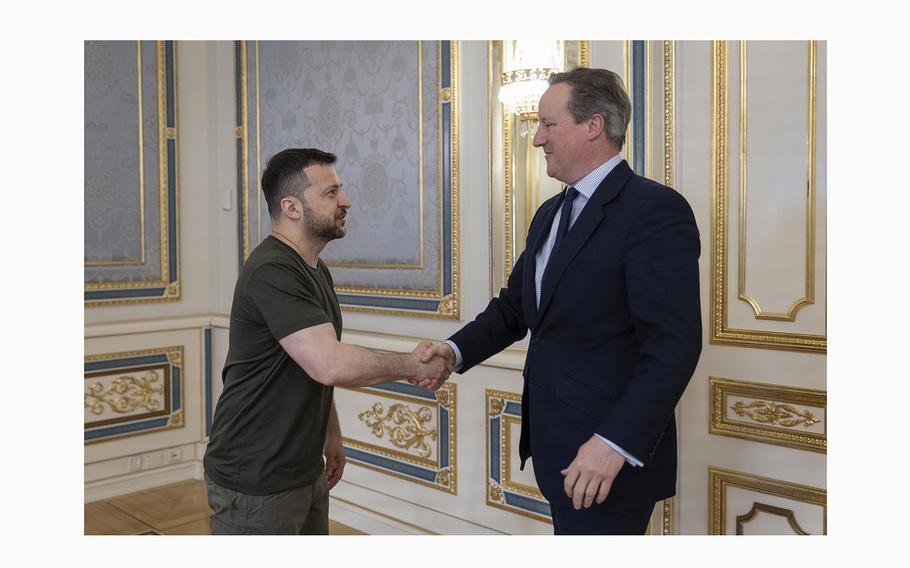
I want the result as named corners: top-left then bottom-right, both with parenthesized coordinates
top-left (560, 435), bottom-right (626, 510)
top-left (324, 436), bottom-right (346, 490)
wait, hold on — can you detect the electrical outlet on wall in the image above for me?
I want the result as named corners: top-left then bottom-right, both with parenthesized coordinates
top-left (142, 451), bottom-right (165, 468)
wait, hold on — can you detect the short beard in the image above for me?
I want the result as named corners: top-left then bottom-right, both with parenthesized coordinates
top-left (301, 199), bottom-right (345, 240)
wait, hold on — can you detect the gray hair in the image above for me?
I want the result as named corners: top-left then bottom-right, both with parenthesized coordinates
top-left (548, 67), bottom-right (631, 150)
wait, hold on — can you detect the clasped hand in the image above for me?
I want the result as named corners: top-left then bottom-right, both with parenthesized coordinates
top-left (408, 341), bottom-right (455, 392)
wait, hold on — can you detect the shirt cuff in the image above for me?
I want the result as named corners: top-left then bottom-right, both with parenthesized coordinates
top-left (595, 434), bottom-right (643, 467)
top-left (444, 340), bottom-right (464, 372)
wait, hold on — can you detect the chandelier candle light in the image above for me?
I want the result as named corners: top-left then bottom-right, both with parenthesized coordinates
top-left (498, 40), bottom-right (565, 136)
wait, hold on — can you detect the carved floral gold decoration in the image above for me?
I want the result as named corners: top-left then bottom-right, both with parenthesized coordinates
top-left (490, 397), bottom-right (504, 417)
top-left (435, 468), bottom-right (450, 487)
top-left (84, 372), bottom-right (164, 415)
top-left (731, 400), bottom-right (821, 428)
top-left (434, 386), bottom-right (451, 409)
top-left (359, 402), bottom-right (438, 458)
top-left (488, 481), bottom-right (505, 503)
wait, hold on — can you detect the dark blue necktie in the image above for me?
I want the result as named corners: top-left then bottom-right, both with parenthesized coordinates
top-left (551, 186), bottom-right (579, 252)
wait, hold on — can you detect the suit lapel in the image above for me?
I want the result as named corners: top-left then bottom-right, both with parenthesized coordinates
top-left (536, 160), bottom-right (634, 322)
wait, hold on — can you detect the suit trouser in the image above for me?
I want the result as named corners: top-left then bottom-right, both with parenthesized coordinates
top-left (550, 502), bottom-right (656, 535)
top-left (205, 472), bottom-right (329, 535)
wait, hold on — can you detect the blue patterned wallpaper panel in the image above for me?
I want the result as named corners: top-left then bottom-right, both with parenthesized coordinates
top-left (84, 41), bottom-right (179, 305)
top-left (237, 41), bottom-right (458, 318)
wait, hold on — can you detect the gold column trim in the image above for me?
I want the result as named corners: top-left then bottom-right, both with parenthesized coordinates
top-left (709, 467), bottom-right (826, 535)
top-left (623, 40), bottom-right (632, 164)
top-left (240, 41), bottom-right (250, 261)
top-left (255, 41), bottom-right (262, 245)
top-left (737, 41), bottom-right (818, 322)
top-left (663, 40), bottom-right (675, 188)
top-left (736, 502), bottom-right (810, 535)
top-left (661, 40), bottom-right (676, 535)
top-left (504, 111), bottom-right (515, 280)
top-left (358, 401), bottom-right (438, 459)
top-left (710, 40), bottom-right (825, 353)
top-left (578, 41), bottom-right (590, 67)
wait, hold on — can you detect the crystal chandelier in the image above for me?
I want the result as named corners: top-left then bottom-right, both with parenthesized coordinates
top-left (498, 40), bottom-right (565, 136)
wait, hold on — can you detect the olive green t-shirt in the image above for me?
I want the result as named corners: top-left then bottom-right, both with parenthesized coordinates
top-left (204, 236), bottom-right (342, 495)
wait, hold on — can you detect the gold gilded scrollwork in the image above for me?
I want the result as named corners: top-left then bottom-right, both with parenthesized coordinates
top-left (168, 409), bottom-right (184, 427)
top-left (359, 402), bottom-right (438, 458)
top-left (490, 397), bottom-right (504, 417)
top-left (438, 295), bottom-right (456, 317)
top-left (434, 386), bottom-right (451, 409)
top-left (84, 372), bottom-right (164, 415)
top-left (731, 400), bottom-right (821, 428)
top-left (488, 480), bottom-right (505, 504)
top-left (436, 468), bottom-right (451, 487)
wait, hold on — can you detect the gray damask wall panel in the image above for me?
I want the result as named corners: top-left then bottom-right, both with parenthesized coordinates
top-left (236, 40), bottom-right (458, 318)
top-left (84, 40), bottom-right (179, 306)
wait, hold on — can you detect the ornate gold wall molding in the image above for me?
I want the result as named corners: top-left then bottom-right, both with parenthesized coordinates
top-left (709, 376), bottom-right (826, 453)
top-left (710, 40), bottom-right (825, 353)
top-left (84, 346), bottom-right (184, 444)
top-left (85, 40), bottom-right (180, 306)
top-left (342, 381), bottom-right (456, 493)
top-left (709, 467), bottom-right (826, 535)
top-left (486, 389), bottom-right (551, 523)
top-left (737, 41), bottom-right (817, 322)
top-left (736, 502), bottom-right (810, 535)
top-left (358, 402), bottom-right (438, 458)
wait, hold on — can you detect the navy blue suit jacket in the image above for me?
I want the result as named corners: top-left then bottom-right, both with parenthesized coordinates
top-left (450, 160), bottom-right (701, 510)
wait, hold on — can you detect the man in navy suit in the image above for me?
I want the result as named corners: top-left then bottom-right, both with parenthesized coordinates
top-left (422, 67), bottom-right (701, 534)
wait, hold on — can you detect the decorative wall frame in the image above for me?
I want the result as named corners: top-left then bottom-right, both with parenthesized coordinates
top-left (709, 467), bottom-right (826, 535)
top-left (84, 347), bottom-right (184, 443)
top-left (84, 40), bottom-right (180, 306)
top-left (710, 40), bottom-right (825, 352)
top-left (235, 40), bottom-right (459, 318)
top-left (709, 376), bottom-right (826, 453)
top-left (486, 389), bottom-right (551, 523)
top-left (342, 381), bottom-right (456, 493)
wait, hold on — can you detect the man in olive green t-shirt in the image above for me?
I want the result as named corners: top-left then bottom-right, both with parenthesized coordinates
top-left (203, 148), bottom-right (451, 535)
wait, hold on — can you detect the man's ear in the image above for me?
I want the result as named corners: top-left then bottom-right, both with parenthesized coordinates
top-left (280, 195), bottom-right (303, 220)
top-left (587, 113), bottom-right (606, 141)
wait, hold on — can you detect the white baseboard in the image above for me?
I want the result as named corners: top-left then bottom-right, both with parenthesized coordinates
top-left (328, 480), bottom-right (500, 535)
top-left (85, 461), bottom-right (202, 503)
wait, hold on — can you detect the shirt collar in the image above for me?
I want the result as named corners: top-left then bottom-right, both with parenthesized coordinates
top-left (571, 154), bottom-right (624, 199)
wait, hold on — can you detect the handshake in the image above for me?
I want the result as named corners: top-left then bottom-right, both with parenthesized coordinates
top-left (407, 341), bottom-right (456, 392)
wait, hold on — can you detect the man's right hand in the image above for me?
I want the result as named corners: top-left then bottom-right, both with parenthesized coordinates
top-left (409, 341), bottom-right (453, 391)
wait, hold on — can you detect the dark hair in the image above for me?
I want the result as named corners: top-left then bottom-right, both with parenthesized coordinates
top-left (261, 148), bottom-right (337, 218)
top-left (548, 67), bottom-right (631, 150)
